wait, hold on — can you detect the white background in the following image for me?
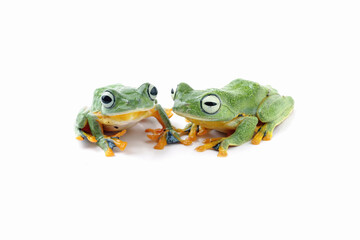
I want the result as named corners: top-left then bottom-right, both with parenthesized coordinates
top-left (0, 0), bottom-right (359, 239)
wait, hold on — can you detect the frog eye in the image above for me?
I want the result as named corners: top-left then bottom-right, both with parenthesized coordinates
top-left (101, 91), bottom-right (115, 108)
top-left (171, 88), bottom-right (176, 100)
top-left (201, 94), bottom-right (221, 114)
top-left (148, 84), bottom-right (158, 101)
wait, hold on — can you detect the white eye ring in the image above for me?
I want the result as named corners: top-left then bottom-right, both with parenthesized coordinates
top-left (171, 88), bottom-right (176, 100)
top-left (201, 94), bottom-right (221, 114)
top-left (101, 91), bottom-right (115, 108)
top-left (148, 84), bottom-right (158, 101)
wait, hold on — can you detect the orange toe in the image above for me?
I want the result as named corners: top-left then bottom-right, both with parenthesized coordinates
top-left (154, 134), bottom-right (167, 150)
top-left (164, 108), bottom-right (173, 118)
top-left (217, 147), bottom-right (228, 157)
top-left (147, 133), bottom-right (161, 141)
top-left (88, 136), bottom-right (97, 143)
top-left (203, 137), bottom-right (223, 144)
top-left (145, 128), bottom-right (164, 134)
top-left (105, 148), bottom-right (114, 157)
top-left (195, 145), bottom-right (207, 152)
top-left (263, 132), bottom-right (272, 141)
top-left (76, 136), bottom-right (84, 141)
top-left (113, 139), bottom-right (127, 151)
top-left (251, 132), bottom-right (264, 145)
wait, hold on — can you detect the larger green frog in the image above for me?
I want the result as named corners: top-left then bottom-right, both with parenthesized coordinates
top-left (171, 79), bottom-right (294, 157)
top-left (75, 83), bottom-right (181, 156)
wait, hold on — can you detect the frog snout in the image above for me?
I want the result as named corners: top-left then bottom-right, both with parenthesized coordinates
top-left (173, 103), bottom-right (190, 110)
top-left (185, 108), bottom-right (192, 114)
top-left (173, 103), bottom-right (190, 113)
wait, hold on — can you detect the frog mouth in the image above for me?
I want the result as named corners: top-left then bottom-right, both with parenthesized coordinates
top-left (173, 108), bottom-right (238, 122)
top-left (94, 107), bottom-right (155, 123)
top-left (102, 107), bottom-right (155, 116)
top-left (173, 109), bottom-right (216, 121)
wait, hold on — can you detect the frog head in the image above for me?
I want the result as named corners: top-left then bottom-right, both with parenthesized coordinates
top-left (171, 83), bottom-right (237, 121)
top-left (91, 83), bottom-right (158, 115)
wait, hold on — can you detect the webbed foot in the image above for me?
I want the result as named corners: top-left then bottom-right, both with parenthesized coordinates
top-left (94, 130), bottom-right (127, 157)
top-left (98, 137), bottom-right (127, 157)
top-left (105, 130), bottom-right (128, 151)
top-left (146, 128), bottom-right (186, 149)
top-left (177, 123), bottom-right (208, 145)
top-left (251, 124), bottom-right (273, 145)
top-left (195, 137), bottom-right (228, 157)
top-left (76, 130), bottom-right (97, 143)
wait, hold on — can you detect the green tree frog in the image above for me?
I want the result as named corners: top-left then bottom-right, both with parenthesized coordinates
top-left (75, 83), bottom-right (181, 156)
top-left (170, 79), bottom-right (294, 157)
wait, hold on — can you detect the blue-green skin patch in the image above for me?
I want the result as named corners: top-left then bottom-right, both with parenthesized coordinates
top-left (75, 83), bottom-right (180, 156)
top-left (172, 79), bottom-right (294, 157)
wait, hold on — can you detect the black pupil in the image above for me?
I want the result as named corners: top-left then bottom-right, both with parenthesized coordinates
top-left (150, 87), bottom-right (158, 96)
top-left (205, 102), bottom-right (217, 106)
top-left (102, 95), bottom-right (112, 104)
top-left (171, 88), bottom-right (174, 94)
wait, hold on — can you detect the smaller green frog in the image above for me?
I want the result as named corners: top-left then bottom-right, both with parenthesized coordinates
top-left (75, 83), bottom-right (181, 156)
top-left (170, 79), bottom-right (294, 157)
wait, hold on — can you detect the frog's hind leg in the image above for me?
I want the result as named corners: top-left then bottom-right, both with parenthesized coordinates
top-left (75, 107), bottom-right (88, 140)
top-left (75, 107), bottom-right (97, 143)
top-left (252, 95), bottom-right (294, 145)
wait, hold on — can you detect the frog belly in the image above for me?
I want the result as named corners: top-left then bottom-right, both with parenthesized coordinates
top-left (102, 120), bottom-right (141, 131)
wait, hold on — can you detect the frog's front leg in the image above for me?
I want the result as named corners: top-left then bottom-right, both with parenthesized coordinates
top-left (176, 123), bottom-right (208, 145)
top-left (196, 116), bottom-right (258, 157)
top-left (145, 104), bottom-right (185, 149)
top-left (251, 95), bottom-right (294, 145)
